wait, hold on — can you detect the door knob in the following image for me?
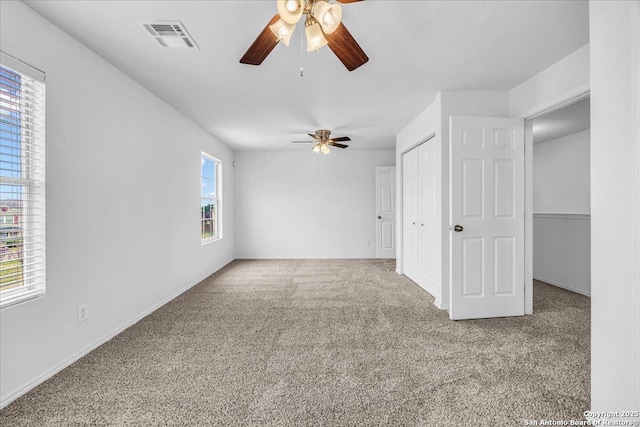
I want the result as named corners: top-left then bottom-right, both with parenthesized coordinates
top-left (377, 216), bottom-right (381, 219)
top-left (454, 224), bottom-right (464, 232)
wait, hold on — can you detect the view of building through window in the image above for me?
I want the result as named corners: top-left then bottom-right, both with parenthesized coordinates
top-left (201, 153), bottom-right (220, 241)
top-left (0, 66), bottom-right (24, 293)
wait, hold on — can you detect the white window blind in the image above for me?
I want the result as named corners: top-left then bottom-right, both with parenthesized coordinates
top-left (0, 52), bottom-right (46, 309)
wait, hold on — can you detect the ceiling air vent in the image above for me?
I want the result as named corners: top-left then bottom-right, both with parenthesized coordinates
top-left (140, 21), bottom-right (199, 49)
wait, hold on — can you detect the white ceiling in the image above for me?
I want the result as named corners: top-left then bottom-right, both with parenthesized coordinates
top-left (532, 97), bottom-right (590, 144)
top-left (23, 0), bottom-right (589, 151)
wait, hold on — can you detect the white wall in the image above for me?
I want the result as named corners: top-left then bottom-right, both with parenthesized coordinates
top-left (532, 130), bottom-right (591, 296)
top-left (439, 92), bottom-right (510, 309)
top-left (395, 92), bottom-right (509, 309)
top-left (395, 47), bottom-right (590, 312)
top-left (510, 44), bottom-right (591, 314)
top-left (533, 214), bottom-right (590, 296)
top-left (533, 130), bottom-right (590, 213)
top-left (0, 0), bottom-right (234, 407)
top-left (589, 0), bottom-right (640, 414)
top-left (396, 94), bottom-right (441, 276)
top-left (509, 44), bottom-right (590, 118)
top-left (234, 150), bottom-right (394, 259)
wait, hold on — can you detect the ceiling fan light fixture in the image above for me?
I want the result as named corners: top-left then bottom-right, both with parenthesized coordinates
top-left (313, 1), bottom-right (342, 34)
top-left (305, 17), bottom-right (328, 52)
top-left (292, 130), bottom-right (349, 152)
top-left (269, 18), bottom-right (296, 46)
top-left (277, 0), bottom-right (305, 24)
top-left (240, 0), bottom-right (368, 71)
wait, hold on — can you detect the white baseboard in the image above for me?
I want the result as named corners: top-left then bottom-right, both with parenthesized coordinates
top-left (0, 258), bottom-right (235, 410)
top-left (534, 275), bottom-right (591, 297)
top-left (436, 300), bottom-right (449, 311)
top-left (235, 256), bottom-right (376, 260)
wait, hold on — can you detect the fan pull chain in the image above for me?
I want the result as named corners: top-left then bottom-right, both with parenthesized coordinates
top-left (299, 24), bottom-right (304, 77)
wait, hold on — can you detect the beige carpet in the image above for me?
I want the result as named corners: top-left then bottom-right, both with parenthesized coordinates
top-left (0, 259), bottom-right (590, 426)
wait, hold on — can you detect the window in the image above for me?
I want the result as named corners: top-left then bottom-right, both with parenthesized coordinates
top-left (0, 53), bottom-right (46, 309)
top-left (201, 152), bottom-right (221, 242)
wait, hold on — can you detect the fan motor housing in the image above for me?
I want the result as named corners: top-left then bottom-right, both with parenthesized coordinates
top-left (316, 129), bottom-right (332, 139)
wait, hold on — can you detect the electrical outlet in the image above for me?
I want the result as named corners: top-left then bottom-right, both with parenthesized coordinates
top-left (365, 240), bottom-right (371, 247)
top-left (77, 304), bottom-right (88, 323)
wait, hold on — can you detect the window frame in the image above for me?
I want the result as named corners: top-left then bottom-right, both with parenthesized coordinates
top-left (200, 152), bottom-right (222, 244)
top-left (0, 52), bottom-right (46, 309)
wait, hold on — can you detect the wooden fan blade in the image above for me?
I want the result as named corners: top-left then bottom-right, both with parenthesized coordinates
top-left (328, 142), bottom-right (349, 149)
top-left (331, 136), bottom-right (351, 142)
top-left (308, 133), bottom-right (320, 140)
top-left (291, 141), bottom-right (315, 143)
top-left (325, 22), bottom-right (369, 71)
top-left (336, 0), bottom-right (365, 3)
top-left (240, 14), bottom-right (280, 65)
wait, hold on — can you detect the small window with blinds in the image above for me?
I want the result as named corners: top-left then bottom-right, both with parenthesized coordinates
top-left (0, 52), bottom-right (46, 309)
top-left (201, 152), bottom-right (221, 243)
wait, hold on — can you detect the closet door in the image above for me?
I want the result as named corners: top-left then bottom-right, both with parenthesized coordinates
top-left (402, 147), bottom-right (419, 282)
top-left (418, 141), bottom-right (437, 295)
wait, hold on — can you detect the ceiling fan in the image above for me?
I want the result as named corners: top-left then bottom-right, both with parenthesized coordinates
top-left (292, 129), bottom-right (350, 154)
top-left (240, 0), bottom-right (368, 71)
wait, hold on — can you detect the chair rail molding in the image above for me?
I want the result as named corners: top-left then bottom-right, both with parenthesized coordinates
top-left (533, 212), bottom-right (590, 220)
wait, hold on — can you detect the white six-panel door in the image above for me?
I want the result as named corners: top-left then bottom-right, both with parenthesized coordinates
top-left (375, 166), bottom-right (396, 258)
top-left (449, 116), bottom-right (525, 320)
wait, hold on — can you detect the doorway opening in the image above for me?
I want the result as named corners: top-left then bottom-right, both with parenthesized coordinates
top-left (528, 96), bottom-right (591, 300)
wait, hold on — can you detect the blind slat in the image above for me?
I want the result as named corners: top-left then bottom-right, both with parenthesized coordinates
top-left (0, 273), bottom-right (45, 289)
